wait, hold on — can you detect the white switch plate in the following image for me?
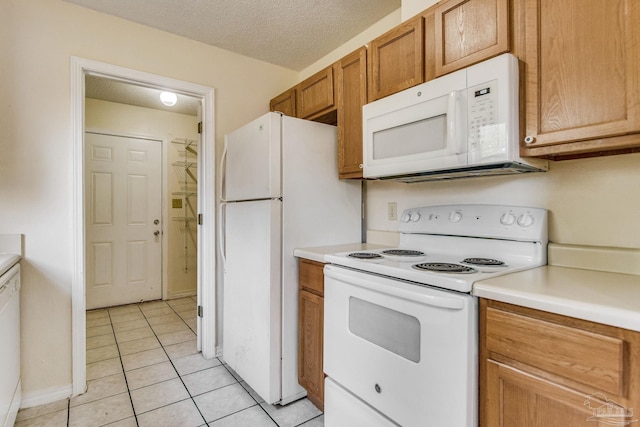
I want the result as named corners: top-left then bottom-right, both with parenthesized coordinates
top-left (388, 202), bottom-right (397, 220)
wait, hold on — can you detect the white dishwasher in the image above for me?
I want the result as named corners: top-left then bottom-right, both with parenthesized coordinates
top-left (0, 263), bottom-right (21, 427)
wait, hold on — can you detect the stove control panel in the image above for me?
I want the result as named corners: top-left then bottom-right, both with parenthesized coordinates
top-left (398, 204), bottom-right (548, 243)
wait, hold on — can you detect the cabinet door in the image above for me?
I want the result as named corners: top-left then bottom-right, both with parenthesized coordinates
top-left (270, 88), bottom-right (296, 117)
top-left (336, 47), bottom-right (367, 179)
top-left (434, 0), bottom-right (509, 77)
top-left (485, 361), bottom-right (612, 427)
top-left (296, 67), bottom-right (335, 120)
top-left (368, 16), bottom-right (424, 101)
top-left (520, 0), bottom-right (640, 158)
top-left (298, 289), bottom-right (324, 411)
top-left (298, 258), bottom-right (324, 296)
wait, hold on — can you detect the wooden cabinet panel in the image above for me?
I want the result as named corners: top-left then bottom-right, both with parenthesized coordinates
top-left (486, 361), bottom-right (611, 427)
top-left (368, 16), bottom-right (424, 101)
top-left (298, 259), bottom-right (324, 296)
top-left (480, 299), bottom-right (640, 427)
top-left (422, 7), bottom-right (437, 83)
top-left (270, 88), bottom-right (296, 117)
top-left (486, 307), bottom-right (624, 396)
top-left (519, 0), bottom-right (640, 158)
top-left (298, 289), bottom-right (324, 411)
top-left (435, 0), bottom-right (509, 76)
top-left (336, 47), bottom-right (367, 179)
top-left (296, 67), bottom-right (335, 120)
top-left (297, 259), bottom-right (325, 410)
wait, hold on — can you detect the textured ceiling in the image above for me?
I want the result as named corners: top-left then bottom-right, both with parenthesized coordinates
top-left (65, 0), bottom-right (401, 71)
top-left (75, 0), bottom-right (400, 115)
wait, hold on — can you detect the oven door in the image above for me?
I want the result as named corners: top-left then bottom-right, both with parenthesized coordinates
top-left (323, 265), bottom-right (477, 427)
top-left (362, 68), bottom-right (468, 179)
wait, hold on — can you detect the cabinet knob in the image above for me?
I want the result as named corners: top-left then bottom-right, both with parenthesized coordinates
top-left (524, 135), bottom-right (536, 144)
top-left (359, 164), bottom-right (363, 169)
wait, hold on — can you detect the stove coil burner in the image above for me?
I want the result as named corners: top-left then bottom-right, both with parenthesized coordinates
top-left (381, 249), bottom-right (426, 257)
top-left (413, 262), bottom-right (477, 274)
top-left (462, 258), bottom-right (506, 267)
top-left (348, 252), bottom-right (383, 260)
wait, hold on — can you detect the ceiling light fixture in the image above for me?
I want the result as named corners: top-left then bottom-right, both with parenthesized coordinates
top-left (160, 91), bottom-right (177, 106)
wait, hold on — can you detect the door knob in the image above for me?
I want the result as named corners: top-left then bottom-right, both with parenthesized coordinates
top-left (154, 230), bottom-right (160, 236)
top-left (154, 219), bottom-right (160, 225)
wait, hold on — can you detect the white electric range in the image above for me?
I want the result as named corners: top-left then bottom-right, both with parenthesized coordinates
top-left (323, 204), bottom-right (548, 427)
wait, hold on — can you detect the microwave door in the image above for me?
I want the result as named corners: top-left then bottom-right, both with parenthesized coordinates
top-left (364, 88), bottom-right (467, 178)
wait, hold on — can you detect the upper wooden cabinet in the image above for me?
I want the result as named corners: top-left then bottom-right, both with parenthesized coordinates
top-left (336, 47), bottom-right (367, 179)
top-left (296, 67), bottom-right (336, 120)
top-left (269, 88), bottom-right (296, 117)
top-left (517, 0), bottom-right (640, 159)
top-left (434, 0), bottom-right (509, 77)
top-left (368, 16), bottom-right (424, 101)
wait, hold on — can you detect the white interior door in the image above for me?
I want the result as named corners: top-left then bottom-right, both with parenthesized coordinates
top-left (85, 132), bottom-right (163, 309)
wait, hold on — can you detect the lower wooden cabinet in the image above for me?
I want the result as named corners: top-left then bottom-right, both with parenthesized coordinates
top-left (297, 259), bottom-right (325, 410)
top-left (480, 299), bottom-right (640, 427)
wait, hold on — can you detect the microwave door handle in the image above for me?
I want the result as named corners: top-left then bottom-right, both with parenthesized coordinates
top-left (447, 90), bottom-right (463, 155)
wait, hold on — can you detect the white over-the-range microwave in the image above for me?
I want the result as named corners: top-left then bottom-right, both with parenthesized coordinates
top-left (363, 53), bottom-right (548, 182)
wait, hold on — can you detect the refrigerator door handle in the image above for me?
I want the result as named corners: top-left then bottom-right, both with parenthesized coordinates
top-left (218, 201), bottom-right (227, 269)
top-left (219, 139), bottom-right (228, 203)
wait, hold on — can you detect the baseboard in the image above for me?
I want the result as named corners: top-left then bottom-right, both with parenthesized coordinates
top-left (20, 383), bottom-right (72, 409)
top-left (166, 290), bottom-right (197, 300)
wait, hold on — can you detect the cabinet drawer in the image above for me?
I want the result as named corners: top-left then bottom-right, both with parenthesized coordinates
top-left (298, 259), bottom-right (325, 296)
top-left (486, 306), bottom-right (624, 396)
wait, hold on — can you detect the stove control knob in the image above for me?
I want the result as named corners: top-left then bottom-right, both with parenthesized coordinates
top-left (449, 210), bottom-right (462, 223)
top-left (500, 212), bottom-right (516, 225)
top-left (401, 212), bottom-right (412, 223)
top-left (517, 213), bottom-right (534, 227)
top-left (410, 212), bottom-right (421, 222)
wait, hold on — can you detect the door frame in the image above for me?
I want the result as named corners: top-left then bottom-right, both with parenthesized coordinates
top-left (71, 57), bottom-right (216, 396)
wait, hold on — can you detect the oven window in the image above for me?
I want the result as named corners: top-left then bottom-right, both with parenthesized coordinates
top-left (348, 297), bottom-right (420, 363)
top-left (372, 114), bottom-right (446, 160)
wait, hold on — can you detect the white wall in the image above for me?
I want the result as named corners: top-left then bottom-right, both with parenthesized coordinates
top-left (299, 9), bottom-right (401, 80)
top-left (85, 98), bottom-right (199, 299)
top-left (0, 0), bottom-right (296, 397)
top-left (366, 153), bottom-right (640, 249)
top-left (401, 0), bottom-right (439, 22)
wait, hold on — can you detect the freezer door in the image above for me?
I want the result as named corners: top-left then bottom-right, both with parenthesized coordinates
top-left (224, 112), bottom-right (281, 201)
top-left (222, 199), bottom-right (282, 404)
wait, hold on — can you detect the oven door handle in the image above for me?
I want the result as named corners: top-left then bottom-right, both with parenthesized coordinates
top-left (324, 266), bottom-right (466, 311)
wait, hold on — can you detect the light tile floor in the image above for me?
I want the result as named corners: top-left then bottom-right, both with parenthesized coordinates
top-left (16, 297), bottom-right (324, 427)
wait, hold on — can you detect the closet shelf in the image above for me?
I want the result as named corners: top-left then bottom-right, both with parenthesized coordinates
top-left (172, 191), bottom-right (197, 197)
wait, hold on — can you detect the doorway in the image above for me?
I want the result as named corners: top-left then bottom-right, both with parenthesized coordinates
top-left (71, 57), bottom-right (216, 396)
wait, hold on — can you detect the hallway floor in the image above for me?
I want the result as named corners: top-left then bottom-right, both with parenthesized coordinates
top-left (15, 297), bottom-right (324, 427)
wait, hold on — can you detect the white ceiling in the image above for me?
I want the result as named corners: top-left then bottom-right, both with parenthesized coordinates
top-left (65, 0), bottom-right (401, 71)
top-left (85, 75), bottom-right (200, 116)
top-left (77, 0), bottom-right (400, 115)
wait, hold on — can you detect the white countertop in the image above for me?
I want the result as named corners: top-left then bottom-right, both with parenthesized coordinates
top-left (294, 243), bottom-right (389, 263)
top-left (0, 254), bottom-right (21, 278)
top-left (473, 266), bottom-right (640, 332)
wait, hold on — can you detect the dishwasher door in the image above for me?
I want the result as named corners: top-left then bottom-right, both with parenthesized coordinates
top-left (0, 264), bottom-right (21, 427)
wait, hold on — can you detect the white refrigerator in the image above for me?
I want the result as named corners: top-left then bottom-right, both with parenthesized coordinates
top-left (220, 112), bottom-right (362, 405)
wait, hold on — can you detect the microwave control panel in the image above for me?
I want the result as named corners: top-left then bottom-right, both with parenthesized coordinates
top-left (467, 80), bottom-right (503, 159)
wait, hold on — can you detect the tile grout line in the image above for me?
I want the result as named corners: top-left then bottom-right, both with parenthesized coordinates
top-left (139, 300), bottom-right (209, 426)
top-left (106, 306), bottom-right (141, 427)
